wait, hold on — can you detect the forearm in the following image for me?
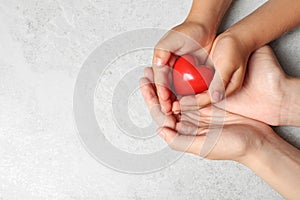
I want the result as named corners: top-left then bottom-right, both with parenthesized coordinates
top-left (282, 77), bottom-right (300, 126)
top-left (185, 0), bottom-right (232, 34)
top-left (226, 0), bottom-right (300, 52)
top-left (242, 132), bottom-right (300, 200)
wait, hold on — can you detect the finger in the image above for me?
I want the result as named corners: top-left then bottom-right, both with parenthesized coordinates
top-left (208, 36), bottom-right (240, 103)
top-left (179, 96), bottom-right (198, 111)
top-left (179, 113), bottom-right (199, 127)
top-left (208, 66), bottom-right (233, 103)
top-left (139, 77), bottom-right (160, 112)
top-left (153, 49), bottom-right (171, 67)
top-left (158, 127), bottom-right (205, 155)
top-left (144, 67), bottom-right (177, 107)
top-left (152, 64), bottom-right (172, 113)
top-left (167, 54), bottom-right (178, 67)
top-left (224, 67), bottom-right (244, 97)
top-left (180, 109), bottom-right (222, 128)
top-left (152, 31), bottom-right (183, 103)
top-left (153, 31), bottom-right (186, 64)
top-left (152, 30), bottom-right (192, 114)
top-left (143, 67), bottom-right (155, 91)
top-left (144, 67), bottom-right (154, 82)
top-left (179, 105), bottom-right (227, 129)
top-left (179, 92), bottom-right (211, 111)
top-left (139, 77), bottom-right (175, 128)
top-left (153, 33), bottom-right (179, 66)
top-left (176, 121), bottom-right (208, 136)
top-left (172, 100), bottom-right (181, 114)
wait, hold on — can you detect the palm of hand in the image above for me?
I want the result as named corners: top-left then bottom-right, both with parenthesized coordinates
top-left (140, 69), bottom-right (273, 161)
top-left (170, 106), bottom-right (271, 161)
top-left (218, 46), bottom-right (286, 125)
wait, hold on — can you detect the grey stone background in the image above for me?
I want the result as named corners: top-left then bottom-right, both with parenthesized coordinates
top-left (1, 0), bottom-right (299, 199)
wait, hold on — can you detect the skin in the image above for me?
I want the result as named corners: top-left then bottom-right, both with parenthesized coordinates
top-left (152, 0), bottom-right (232, 114)
top-left (186, 0), bottom-right (300, 107)
top-left (175, 46), bottom-right (300, 126)
top-left (153, 0), bottom-right (300, 114)
top-left (140, 48), bottom-right (300, 199)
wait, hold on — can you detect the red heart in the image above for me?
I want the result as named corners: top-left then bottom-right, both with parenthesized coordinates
top-left (173, 55), bottom-right (214, 95)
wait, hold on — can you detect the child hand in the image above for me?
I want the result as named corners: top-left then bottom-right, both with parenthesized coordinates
top-left (177, 31), bottom-right (251, 109)
top-left (209, 32), bottom-right (250, 102)
top-left (152, 21), bottom-right (215, 114)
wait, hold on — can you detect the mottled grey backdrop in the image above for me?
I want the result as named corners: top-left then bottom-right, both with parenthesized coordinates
top-left (1, 0), bottom-right (299, 199)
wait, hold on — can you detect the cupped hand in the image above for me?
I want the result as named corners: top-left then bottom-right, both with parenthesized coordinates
top-left (177, 31), bottom-right (251, 110)
top-left (140, 67), bottom-right (274, 161)
top-left (152, 21), bottom-right (215, 114)
top-left (177, 45), bottom-right (288, 126)
top-left (217, 46), bottom-right (288, 125)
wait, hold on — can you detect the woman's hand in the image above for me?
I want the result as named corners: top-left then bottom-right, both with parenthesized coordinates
top-left (177, 46), bottom-right (297, 126)
top-left (140, 66), bottom-right (300, 200)
top-left (140, 67), bottom-right (272, 161)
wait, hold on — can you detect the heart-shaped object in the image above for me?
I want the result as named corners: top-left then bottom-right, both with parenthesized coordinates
top-left (173, 55), bottom-right (214, 95)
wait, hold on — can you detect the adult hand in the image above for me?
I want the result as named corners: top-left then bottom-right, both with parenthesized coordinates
top-left (140, 66), bottom-right (300, 200)
top-left (177, 46), bottom-right (292, 126)
top-left (140, 67), bottom-right (272, 160)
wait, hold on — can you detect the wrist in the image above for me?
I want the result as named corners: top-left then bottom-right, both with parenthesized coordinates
top-left (184, 13), bottom-right (218, 38)
top-left (183, 19), bottom-right (216, 44)
top-left (240, 130), bottom-right (300, 199)
top-left (223, 28), bottom-right (256, 55)
top-left (185, 0), bottom-right (232, 41)
top-left (239, 130), bottom-right (280, 168)
top-left (281, 77), bottom-right (300, 126)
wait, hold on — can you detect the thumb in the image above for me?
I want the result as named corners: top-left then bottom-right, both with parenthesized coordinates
top-left (208, 68), bottom-right (228, 103)
top-left (209, 62), bottom-right (245, 103)
top-left (158, 127), bottom-right (204, 155)
top-left (153, 34), bottom-right (177, 66)
top-left (152, 49), bottom-right (171, 67)
top-left (153, 29), bottom-right (190, 66)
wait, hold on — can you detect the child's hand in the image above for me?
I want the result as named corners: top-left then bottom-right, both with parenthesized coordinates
top-left (176, 31), bottom-right (251, 110)
top-left (209, 32), bottom-right (250, 102)
top-left (152, 21), bottom-right (215, 114)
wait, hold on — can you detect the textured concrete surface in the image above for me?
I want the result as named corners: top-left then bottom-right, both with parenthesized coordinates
top-left (1, 0), bottom-right (299, 199)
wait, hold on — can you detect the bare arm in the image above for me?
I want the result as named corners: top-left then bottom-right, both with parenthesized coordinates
top-left (242, 132), bottom-right (300, 200)
top-left (227, 0), bottom-right (300, 52)
top-left (152, 0), bottom-right (232, 114)
top-left (185, 0), bottom-right (232, 35)
top-left (282, 78), bottom-right (300, 126)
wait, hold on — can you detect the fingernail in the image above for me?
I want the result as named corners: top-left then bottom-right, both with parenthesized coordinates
top-left (212, 91), bottom-right (222, 103)
top-left (153, 57), bottom-right (163, 67)
top-left (173, 109), bottom-right (180, 114)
